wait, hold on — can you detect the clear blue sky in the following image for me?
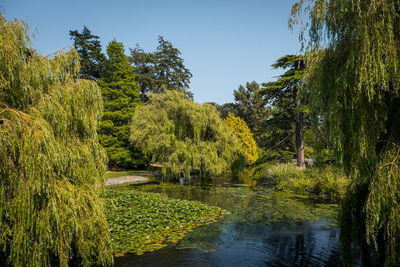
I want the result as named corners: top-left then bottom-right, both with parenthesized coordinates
top-left (2, 0), bottom-right (301, 104)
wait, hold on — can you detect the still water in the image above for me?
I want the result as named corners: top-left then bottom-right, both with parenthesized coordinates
top-left (115, 177), bottom-right (342, 266)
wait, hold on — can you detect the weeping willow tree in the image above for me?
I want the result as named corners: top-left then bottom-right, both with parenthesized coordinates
top-left (0, 14), bottom-right (113, 266)
top-left (130, 90), bottom-right (243, 180)
top-left (291, 0), bottom-right (400, 265)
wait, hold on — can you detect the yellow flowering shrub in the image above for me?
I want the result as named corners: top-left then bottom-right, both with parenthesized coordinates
top-left (223, 113), bottom-right (258, 165)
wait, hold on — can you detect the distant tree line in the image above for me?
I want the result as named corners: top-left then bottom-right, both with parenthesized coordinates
top-left (69, 27), bottom-right (193, 169)
top-left (216, 55), bottom-right (316, 168)
top-left (69, 26), bottom-right (329, 172)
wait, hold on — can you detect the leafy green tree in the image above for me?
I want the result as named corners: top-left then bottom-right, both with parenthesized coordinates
top-left (128, 45), bottom-right (158, 102)
top-left (98, 40), bottom-right (143, 169)
top-left (216, 82), bottom-right (269, 148)
top-left (69, 26), bottom-right (107, 80)
top-left (258, 55), bottom-right (306, 167)
top-left (216, 102), bottom-right (239, 119)
top-left (223, 113), bottom-right (258, 165)
top-left (129, 36), bottom-right (193, 101)
top-left (233, 81), bottom-right (268, 134)
top-left (256, 106), bottom-right (296, 163)
top-left (130, 90), bottom-right (243, 180)
top-left (0, 15), bottom-right (112, 266)
top-left (291, 0), bottom-right (400, 264)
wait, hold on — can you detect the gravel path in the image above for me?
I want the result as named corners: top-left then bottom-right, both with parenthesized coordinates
top-left (105, 173), bottom-right (155, 186)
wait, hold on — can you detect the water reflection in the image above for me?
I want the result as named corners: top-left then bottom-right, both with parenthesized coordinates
top-left (115, 177), bottom-right (343, 266)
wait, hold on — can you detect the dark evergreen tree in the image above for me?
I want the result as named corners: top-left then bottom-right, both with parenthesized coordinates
top-left (128, 45), bottom-right (158, 102)
top-left (155, 36), bottom-right (192, 96)
top-left (233, 81), bottom-right (268, 135)
top-left (129, 36), bottom-right (193, 101)
top-left (216, 102), bottom-right (239, 120)
top-left (69, 26), bottom-right (106, 80)
top-left (216, 82), bottom-right (268, 147)
top-left (98, 40), bottom-right (143, 169)
top-left (258, 55), bottom-right (307, 167)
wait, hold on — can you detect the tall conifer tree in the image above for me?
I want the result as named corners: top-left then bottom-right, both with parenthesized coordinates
top-left (232, 81), bottom-right (269, 143)
top-left (69, 26), bottom-right (106, 80)
top-left (98, 40), bottom-right (143, 169)
top-left (129, 36), bottom-right (193, 101)
top-left (258, 55), bottom-right (307, 167)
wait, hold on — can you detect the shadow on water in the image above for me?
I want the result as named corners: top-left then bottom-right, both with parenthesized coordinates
top-left (114, 174), bottom-right (357, 266)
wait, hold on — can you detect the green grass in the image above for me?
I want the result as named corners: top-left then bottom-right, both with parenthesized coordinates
top-left (103, 189), bottom-right (229, 257)
top-left (106, 170), bottom-right (150, 179)
top-left (253, 163), bottom-right (349, 202)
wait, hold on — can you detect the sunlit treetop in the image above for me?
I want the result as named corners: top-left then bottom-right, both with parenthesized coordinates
top-left (130, 90), bottom-right (243, 180)
top-left (223, 113), bottom-right (258, 165)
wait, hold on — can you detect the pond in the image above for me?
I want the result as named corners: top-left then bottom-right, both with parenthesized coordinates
top-left (113, 176), bottom-right (346, 266)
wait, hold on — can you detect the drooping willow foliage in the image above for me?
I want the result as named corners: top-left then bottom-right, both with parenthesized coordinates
top-left (130, 90), bottom-right (244, 180)
top-left (291, 0), bottom-right (400, 265)
top-left (0, 14), bottom-right (113, 266)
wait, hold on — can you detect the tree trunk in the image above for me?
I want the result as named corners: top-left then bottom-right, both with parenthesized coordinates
top-left (295, 102), bottom-right (305, 168)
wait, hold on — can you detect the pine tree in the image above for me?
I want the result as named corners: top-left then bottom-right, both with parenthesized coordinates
top-left (128, 45), bottom-right (159, 102)
top-left (258, 55), bottom-right (307, 167)
top-left (233, 81), bottom-right (269, 139)
top-left (98, 40), bottom-right (143, 169)
top-left (129, 36), bottom-right (193, 101)
top-left (69, 26), bottom-right (106, 80)
top-left (216, 102), bottom-right (239, 120)
top-left (155, 36), bottom-right (192, 96)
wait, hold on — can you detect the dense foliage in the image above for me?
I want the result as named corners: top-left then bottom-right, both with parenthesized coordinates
top-left (254, 163), bottom-right (348, 202)
top-left (69, 26), bottom-right (106, 80)
top-left (258, 55), bottom-right (307, 167)
top-left (98, 40), bottom-right (144, 169)
top-left (291, 0), bottom-right (400, 264)
top-left (104, 189), bottom-right (228, 256)
top-left (129, 36), bottom-right (193, 101)
top-left (223, 113), bottom-right (258, 165)
top-left (233, 81), bottom-right (268, 134)
top-left (217, 82), bottom-right (268, 144)
top-left (0, 15), bottom-right (112, 266)
top-left (130, 90), bottom-right (244, 180)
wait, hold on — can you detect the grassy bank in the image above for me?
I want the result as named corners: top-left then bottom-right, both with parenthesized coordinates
top-left (103, 189), bottom-right (229, 257)
top-left (254, 163), bottom-right (349, 201)
top-left (106, 170), bottom-right (151, 179)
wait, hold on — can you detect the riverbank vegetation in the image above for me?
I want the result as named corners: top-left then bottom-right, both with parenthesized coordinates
top-left (3, 0), bottom-right (400, 265)
top-left (254, 163), bottom-right (348, 202)
top-left (104, 189), bottom-right (228, 256)
top-left (291, 0), bottom-right (400, 265)
top-left (0, 15), bottom-right (112, 266)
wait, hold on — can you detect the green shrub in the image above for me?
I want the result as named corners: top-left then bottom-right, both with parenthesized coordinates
top-left (223, 113), bottom-right (258, 165)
